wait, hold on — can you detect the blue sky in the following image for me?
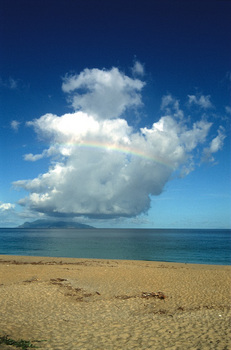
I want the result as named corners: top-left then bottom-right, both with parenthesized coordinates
top-left (0, 0), bottom-right (230, 228)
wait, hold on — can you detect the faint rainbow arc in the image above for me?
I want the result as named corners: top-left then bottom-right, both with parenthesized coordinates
top-left (62, 140), bottom-right (174, 170)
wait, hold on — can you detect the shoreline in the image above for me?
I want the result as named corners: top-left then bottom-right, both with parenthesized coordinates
top-left (0, 255), bottom-right (230, 349)
top-left (0, 253), bottom-right (230, 267)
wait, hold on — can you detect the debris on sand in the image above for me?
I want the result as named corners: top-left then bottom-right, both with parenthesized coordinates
top-left (141, 291), bottom-right (166, 299)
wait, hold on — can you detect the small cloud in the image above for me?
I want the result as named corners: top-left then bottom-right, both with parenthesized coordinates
top-left (225, 106), bottom-right (231, 115)
top-left (11, 120), bottom-right (20, 132)
top-left (8, 77), bottom-right (17, 89)
top-left (188, 94), bottom-right (213, 109)
top-left (202, 126), bottom-right (226, 163)
top-left (226, 71), bottom-right (231, 81)
top-left (24, 153), bottom-right (44, 161)
top-left (0, 202), bottom-right (15, 211)
top-left (24, 145), bottom-right (61, 161)
top-left (0, 77), bottom-right (18, 90)
top-left (132, 61), bottom-right (145, 76)
top-left (209, 127), bottom-right (226, 153)
top-left (160, 94), bottom-right (184, 119)
top-left (160, 94), bottom-right (174, 110)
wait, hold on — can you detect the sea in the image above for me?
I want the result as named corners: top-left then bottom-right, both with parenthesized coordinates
top-left (0, 228), bottom-right (230, 265)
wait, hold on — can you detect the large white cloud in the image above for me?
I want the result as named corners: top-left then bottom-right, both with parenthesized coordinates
top-left (62, 67), bottom-right (145, 120)
top-left (13, 66), bottom-right (225, 218)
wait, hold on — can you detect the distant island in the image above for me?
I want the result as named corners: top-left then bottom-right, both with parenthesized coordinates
top-left (17, 219), bottom-right (95, 229)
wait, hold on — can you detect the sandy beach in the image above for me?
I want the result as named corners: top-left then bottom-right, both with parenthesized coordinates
top-left (0, 255), bottom-right (230, 350)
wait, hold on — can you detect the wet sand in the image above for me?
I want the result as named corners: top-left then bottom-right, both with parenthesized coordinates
top-left (0, 255), bottom-right (230, 349)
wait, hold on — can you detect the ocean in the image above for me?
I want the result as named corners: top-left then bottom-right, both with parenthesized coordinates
top-left (0, 228), bottom-right (230, 265)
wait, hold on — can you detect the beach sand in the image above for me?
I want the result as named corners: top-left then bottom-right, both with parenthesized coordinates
top-left (0, 255), bottom-right (230, 350)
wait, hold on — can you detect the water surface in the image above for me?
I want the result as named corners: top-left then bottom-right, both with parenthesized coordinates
top-left (0, 228), bottom-right (230, 265)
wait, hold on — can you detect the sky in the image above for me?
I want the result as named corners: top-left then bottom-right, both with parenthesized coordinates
top-left (0, 0), bottom-right (230, 228)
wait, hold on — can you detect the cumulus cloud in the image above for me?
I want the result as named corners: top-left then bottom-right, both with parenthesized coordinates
top-left (62, 67), bottom-right (145, 120)
top-left (13, 66), bottom-right (225, 219)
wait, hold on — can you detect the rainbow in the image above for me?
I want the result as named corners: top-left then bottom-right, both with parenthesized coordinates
top-left (63, 141), bottom-right (174, 170)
